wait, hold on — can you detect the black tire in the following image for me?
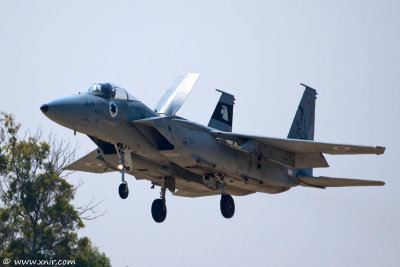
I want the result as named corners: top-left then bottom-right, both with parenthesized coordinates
top-left (151, 198), bottom-right (167, 223)
top-left (220, 194), bottom-right (235, 219)
top-left (118, 183), bottom-right (129, 199)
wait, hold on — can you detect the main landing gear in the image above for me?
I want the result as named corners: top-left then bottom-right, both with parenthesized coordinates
top-left (220, 181), bottom-right (235, 219)
top-left (151, 183), bottom-right (167, 223)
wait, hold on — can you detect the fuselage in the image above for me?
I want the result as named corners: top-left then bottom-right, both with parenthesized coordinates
top-left (41, 90), bottom-right (297, 195)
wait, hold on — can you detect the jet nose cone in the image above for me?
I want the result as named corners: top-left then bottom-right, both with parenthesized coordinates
top-left (40, 104), bottom-right (49, 113)
top-left (41, 95), bottom-right (91, 130)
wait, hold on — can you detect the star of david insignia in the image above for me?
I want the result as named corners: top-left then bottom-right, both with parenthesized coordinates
top-left (109, 101), bottom-right (118, 117)
top-left (110, 103), bottom-right (117, 114)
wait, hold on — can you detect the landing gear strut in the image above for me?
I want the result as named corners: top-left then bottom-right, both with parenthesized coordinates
top-left (151, 182), bottom-right (167, 223)
top-left (219, 180), bottom-right (235, 219)
top-left (117, 144), bottom-right (129, 199)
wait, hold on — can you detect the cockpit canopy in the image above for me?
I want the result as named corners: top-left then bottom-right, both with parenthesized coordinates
top-left (87, 83), bottom-right (138, 101)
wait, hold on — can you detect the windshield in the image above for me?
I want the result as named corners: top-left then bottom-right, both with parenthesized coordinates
top-left (87, 83), bottom-right (138, 101)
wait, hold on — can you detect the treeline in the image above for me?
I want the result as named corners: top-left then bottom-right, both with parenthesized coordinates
top-left (0, 112), bottom-right (111, 266)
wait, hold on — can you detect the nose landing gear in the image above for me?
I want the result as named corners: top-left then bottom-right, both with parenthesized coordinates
top-left (119, 181), bottom-right (129, 199)
top-left (116, 144), bottom-right (131, 199)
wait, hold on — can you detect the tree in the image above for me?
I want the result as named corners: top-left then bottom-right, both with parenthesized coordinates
top-left (0, 112), bottom-right (110, 266)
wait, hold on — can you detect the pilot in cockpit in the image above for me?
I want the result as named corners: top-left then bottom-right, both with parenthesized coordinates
top-left (87, 83), bottom-right (137, 101)
top-left (88, 83), bottom-right (115, 98)
top-left (100, 83), bottom-right (115, 98)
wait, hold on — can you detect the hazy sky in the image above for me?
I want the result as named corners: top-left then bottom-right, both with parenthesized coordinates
top-left (1, 1), bottom-right (399, 266)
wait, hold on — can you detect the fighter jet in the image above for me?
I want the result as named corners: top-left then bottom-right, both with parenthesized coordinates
top-left (40, 74), bottom-right (385, 223)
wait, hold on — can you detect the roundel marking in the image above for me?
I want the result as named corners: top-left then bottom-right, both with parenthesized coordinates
top-left (86, 162), bottom-right (103, 167)
top-left (333, 146), bottom-right (350, 151)
top-left (109, 101), bottom-right (118, 118)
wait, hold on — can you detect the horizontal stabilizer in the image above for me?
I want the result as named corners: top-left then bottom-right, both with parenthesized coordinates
top-left (297, 176), bottom-right (385, 188)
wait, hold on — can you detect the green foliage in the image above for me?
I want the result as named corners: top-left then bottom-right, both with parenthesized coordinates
top-left (0, 112), bottom-right (110, 266)
top-left (75, 237), bottom-right (111, 267)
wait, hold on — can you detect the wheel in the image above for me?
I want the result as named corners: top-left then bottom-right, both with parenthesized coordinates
top-left (151, 198), bottom-right (167, 223)
top-left (118, 183), bottom-right (129, 199)
top-left (220, 194), bottom-right (235, 219)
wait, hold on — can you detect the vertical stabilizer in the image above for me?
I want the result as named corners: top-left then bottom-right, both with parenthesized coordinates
top-left (208, 89), bottom-right (235, 132)
top-left (288, 84), bottom-right (317, 140)
top-left (288, 84), bottom-right (317, 176)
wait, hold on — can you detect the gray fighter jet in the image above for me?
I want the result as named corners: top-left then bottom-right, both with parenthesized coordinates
top-left (40, 73), bottom-right (385, 223)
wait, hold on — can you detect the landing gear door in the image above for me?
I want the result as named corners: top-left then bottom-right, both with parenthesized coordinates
top-left (115, 145), bottom-right (133, 172)
top-left (124, 149), bottom-right (132, 172)
top-left (202, 174), bottom-right (219, 191)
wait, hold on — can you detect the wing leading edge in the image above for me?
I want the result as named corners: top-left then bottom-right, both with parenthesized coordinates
top-left (211, 131), bottom-right (385, 155)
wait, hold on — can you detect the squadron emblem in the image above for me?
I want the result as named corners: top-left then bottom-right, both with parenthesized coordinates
top-left (221, 105), bottom-right (229, 121)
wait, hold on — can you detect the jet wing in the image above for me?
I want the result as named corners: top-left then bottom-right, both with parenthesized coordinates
top-left (155, 73), bottom-right (200, 116)
top-left (210, 131), bottom-right (385, 155)
top-left (64, 150), bottom-right (117, 173)
top-left (297, 176), bottom-right (385, 188)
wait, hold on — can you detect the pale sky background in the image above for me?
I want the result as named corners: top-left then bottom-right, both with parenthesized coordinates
top-left (1, 1), bottom-right (399, 266)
